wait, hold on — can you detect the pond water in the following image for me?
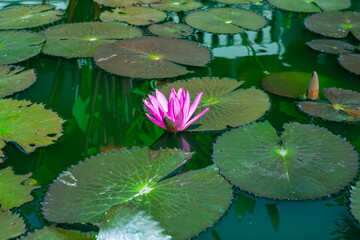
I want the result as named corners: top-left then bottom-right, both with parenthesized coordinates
top-left (1, 0), bottom-right (360, 239)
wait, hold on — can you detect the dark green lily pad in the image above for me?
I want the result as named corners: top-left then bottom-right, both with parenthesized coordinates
top-left (215, 0), bottom-right (263, 4)
top-left (298, 88), bottom-right (360, 122)
top-left (0, 65), bottom-right (36, 98)
top-left (350, 181), bottom-right (360, 223)
top-left (0, 168), bottom-right (38, 210)
top-left (100, 7), bottom-right (166, 25)
top-left (148, 22), bottom-right (193, 38)
top-left (41, 22), bottom-right (142, 58)
top-left (185, 8), bottom-right (267, 34)
top-left (94, 37), bottom-right (211, 79)
top-left (307, 39), bottom-right (355, 54)
top-left (42, 147), bottom-right (232, 240)
top-left (304, 11), bottom-right (360, 40)
top-left (0, 99), bottom-right (64, 160)
top-left (94, 0), bottom-right (158, 7)
top-left (0, 5), bottom-right (63, 30)
top-left (338, 53), bottom-right (360, 75)
top-left (22, 226), bottom-right (92, 240)
top-left (98, 204), bottom-right (171, 240)
top-left (268, 0), bottom-right (350, 12)
top-left (213, 121), bottom-right (359, 199)
top-left (0, 211), bottom-right (25, 240)
top-left (0, 31), bottom-right (45, 65)
top-left (156, 77), bottom-right (270, 131)
top-left (150, 0), bottom-right (202, 12)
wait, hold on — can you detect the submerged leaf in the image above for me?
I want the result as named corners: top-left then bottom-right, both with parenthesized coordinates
top-left (0, 31), bottom-right (45, 65)
top-left (338, 53), bottom-right (360, 75)
top-left (94, 0), bottom-right (158, 7)
top-left (213, 121), bottom-right (359, 199)
top-left (350, 181), bottom-right (360, 223)
top-left (307, 39), bottom-right (355, 54)
top-left (0, 211), bottom-right (25, 240)
top-left (0, 65), bottom-right (36, 98)
top-left (148, 22), bottom-right (194, 38)
top-left (41, 22), bottom-right (142, 58)
top-left (268, 0), bottom-right (351, 12)
top-left (150, 0), bottom-right (202, 12)
top-left (94, 37), bottom-right (211, 78)
top-left (22, 226), bottom-right (92, 240)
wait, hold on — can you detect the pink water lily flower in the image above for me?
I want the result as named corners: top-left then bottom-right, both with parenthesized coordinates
top-left (143, 87), bottom-right (210, 132)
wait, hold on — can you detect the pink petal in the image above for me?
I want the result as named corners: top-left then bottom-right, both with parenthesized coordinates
top-left (155, 89), bottom-right (168, 112)
top-left (181, 91), bottom-right (191, 129)
top-left (143, 99), bottom-right (162, 122)
top-left (186, 92), bottom-right (204, 123)
top-left (172, 96), bottom-right (182, 128)
top-left (145, 113), bottom-right (166, 129)
top-left (182, 107), bottom-right (209, 130)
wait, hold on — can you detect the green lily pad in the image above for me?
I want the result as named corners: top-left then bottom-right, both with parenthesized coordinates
top-left (268, 0), bottom-right (350, 12)
top-left (150, 0), bottom-right (202, 12)
top-left (338, 53), bottom-right (360, 75)
top-left (41, 22), bottom-right (142, 58)
top-left (0, 5), bottom-right (63, 30)
top-left (185, 8), bottom-right (267, 34)
top-left (94, 37), bottom-right (211, 79)
top-left (94, 0), bottom-right (158, 7)
top-left (0, 168), bottom-right (38, 210)
top-left (42, 147), bottom-right (232, 240)
top-left (21, 226), bottom-right (92, 240)
top-left (304, 11), bottom-right (360, 40)
top-left (213, 121), bottom-right (359, 199)
top-left (307, 39), bottom-right (355, 54)
top-left (148, 22), bottom-right (193, 38)
top-left (156, 77), bottom-right (270, 131)
top-left (298, 88), bottom-right (360, 122)
top-left (0, 65), bottom-right (36, 98)
top-left (215, 0), bottom-right (263, 4)
top-left (0, 31), bottom-right (45, 65)
top-left (98, 204), bottom-right (171, 240)
top-left (0, 99), bottom-right (64, 160)
top-left (0, 211), bottom-right (25, 240)
top-left (350, 181), bottom-right (360, 223)
top-left (100, 7), bottom-right (167, 25)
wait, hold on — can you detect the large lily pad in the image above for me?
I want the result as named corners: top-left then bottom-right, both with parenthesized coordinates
top-left (185, 8), bottom-right (267, 34)
top-left (94, 0), bottom-right (158, 7)
top-left (268, 0), bottom-right (350, 12)
top-left (213, 121), bottom-right (359, 199)
top-left (156, 77), bottom-right (270, 131)
top-left (215, 0), bottom-right (263, 4)
top-left (0, 211), bottom-right (25, 240)
top-left (148, 22), bottom-right (193, 38)
top-left (94, 37), bottom-right (211, 79)
top-left (0, 168), bottom-right (38, 210)
top-left (22, 226), bottom-right (92, 240)
top-left (0, 65), bottom-right (36, 98)
top-left (0, 5), bottom-right (63, 30)
top-left (42, 147), bottom-right (232, 240)
top-left (150, 0), bottom-right (202, 12)
top-left (304, 11), bottom-right (360, 40)
top-left (0, 99), bottom-right (64, 160)
top-left (307, 39), bottom-right (355, 54)
top-left (41, 22), bottom-right (143, 58)
top-left (100, 7), bottom-right (167, 25)
top-left (0, 31), bottom-right (45, 65)
top-left (350, 181), bottom-right (360, 223)
top-left (298, 88), bottom-right (360, 122)
top-left (98, 204), bottom-right (171, 240)
top-left (338, 53), bottom-right (360, 75)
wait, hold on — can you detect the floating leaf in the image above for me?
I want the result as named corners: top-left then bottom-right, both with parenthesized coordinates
top-left (0, 211), bottom-right (25, 240)
top-left (338, 53), bottom-right (360, 75)
top-left (150, 0), bottom-right (202, 12)
top-left (148, 22), bottom-right (193, 38)
top-left (156, 77), bottom-right (270, 131)
top-left (213, 121), bottom-right (359, 199)
top-left (307, 39), bottom-right (355, 54)
top-left (94, 0), bottom-right (158, 7)
top-left (215, 0), bottom-right (263, 4)
top-left (98, 204), bottom-right (171, 240)
top-left (304, 11), bottom-right (360, 40)
top-left (350, 181), bottom-right (360, 223)
top-left (185, 8), bottom-right (267, 34)
top-left (0, 65), bottom-right (36, 98)
top-left (0, 168), bottom-right (38, 210)
top-left (268, 0), bottom-right (350, 12)
top-left (0, 99), bottom-right (64, 160)
top-left (42, 147), bottom-right (232, 240)
top-left (100, 7), bottom-right (167, 25)
top-left (22, 226), bottom-right (92, 240)
top-left (41, 22), bottom-right (142, 58)
top-left (0, 31), bottom-right (45, 65)
top-left (0, 5), bottom-right (63, 30)
top-left (94, 37), bottom-right (211, 78)
top-left (298, 88), bottom-right (360, 122)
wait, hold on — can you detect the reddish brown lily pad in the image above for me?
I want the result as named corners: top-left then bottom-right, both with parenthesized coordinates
top-left (307, 39), bottom-right (355, 54)
top-left (268, 0), bottom-right (351, 12)
top-left (338, 53), bottom-right (360, 75)
top-left (148, 22), bottom-right (193, 38)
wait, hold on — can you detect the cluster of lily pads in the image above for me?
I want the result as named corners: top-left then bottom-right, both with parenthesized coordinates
top-left (0, 0), bottom-right (360, 239)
